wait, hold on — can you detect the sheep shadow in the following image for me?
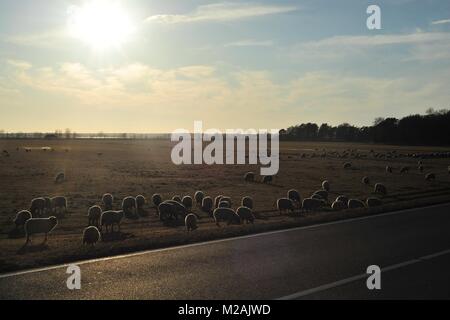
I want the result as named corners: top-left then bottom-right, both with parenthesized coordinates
top-left (17, 243), bottom-right (50, 255)
top-left (101, 231), bottom-right (134, 242)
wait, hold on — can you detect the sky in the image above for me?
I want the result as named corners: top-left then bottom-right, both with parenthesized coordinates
top-left (0, 0), bottom-right (449, 133)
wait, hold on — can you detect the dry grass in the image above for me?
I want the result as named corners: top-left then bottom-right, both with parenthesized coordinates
top-left (0, 139), bottom-right (449, 273)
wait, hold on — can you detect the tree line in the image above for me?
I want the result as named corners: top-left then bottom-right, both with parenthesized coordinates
top-left (279, 108), bottom-right (450, 146)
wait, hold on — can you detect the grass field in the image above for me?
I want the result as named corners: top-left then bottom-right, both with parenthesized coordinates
top-left (1, 139), bottom-right (450, 273)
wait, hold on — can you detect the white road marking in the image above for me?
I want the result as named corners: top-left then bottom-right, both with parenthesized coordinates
top-left (0, 202), bottom-right (449, 279)
top-left (277, 248), bottom-right (450, 300)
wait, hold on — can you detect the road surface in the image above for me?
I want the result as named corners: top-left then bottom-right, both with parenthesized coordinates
top-left (1, 203), bottom-right (450, 299)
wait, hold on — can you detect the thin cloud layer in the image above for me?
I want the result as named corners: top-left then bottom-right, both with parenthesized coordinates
top-left (146, 2), bottom-right (298, 24)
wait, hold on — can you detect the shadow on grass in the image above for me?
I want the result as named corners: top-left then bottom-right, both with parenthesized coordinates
top-left (17, 242), bottom-right (49, 255)
top-left (101, 231), bottom-right (134, 242)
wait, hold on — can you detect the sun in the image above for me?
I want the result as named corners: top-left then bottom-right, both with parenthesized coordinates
top-left (67, 0), bottom-right (135, 51)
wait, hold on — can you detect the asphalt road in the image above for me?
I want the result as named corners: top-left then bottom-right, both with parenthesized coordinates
top-left (1, 203), bottom-right (450, 300)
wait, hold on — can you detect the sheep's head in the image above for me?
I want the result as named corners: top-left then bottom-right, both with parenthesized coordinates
top-left (49, 216), bottom-right (58, 229)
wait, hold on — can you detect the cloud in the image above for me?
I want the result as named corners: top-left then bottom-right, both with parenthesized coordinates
top-left (5, 60), bottom-right (450, 130)
top-left (2, 29), bottom-right (67, 49)
top-left (290, 31), bottom-right (450, 62)
top-left (146, 2), bottom-right (298, 24)
top-left (431, 19), bottom-right (450, 25)
top-left (224, 39), bottom-right (274, 47)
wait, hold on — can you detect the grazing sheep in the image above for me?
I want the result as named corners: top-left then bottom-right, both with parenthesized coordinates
top-left (30, 197), bottom-right (46, 217)
top-left (102, 193), bottom-right (114, 211)
top-left (100, 210), bottom-right (124, 233)
top-left (362, 176), bottom-right (370, 185)
top-left (386, 166), bottom-right (393, 173)
top-left (82, 226), bottom-right (101, 246)
top-left (24, 216), bottom-right (58, 245)
top-left (335, 196), bottom-right (349, 207)
top-left (14, 210), bottom-right (32, 229)
top-left (201, 197), bottom-right (214, 216)
top-left (218, 201), bottom-right (231, 208)
top-left (418, 165), bottom-right (424, 172)
top-left (51, 196), bottom-right (67, 215)
top-left (313, 190), bottom-right (328, 201)
top-left (87, 205), bottom-right (102, 227)
top-left (331, 200), bottom-right (346, 211)
top-left (343, 162), bottom-right (352, 169)
top-left (213, 208), bottom-right (241, 227)
top-left (241, 196), bottom-right (253, 210)
top-left (366, 197), bottom-right (383, 207)
top-left (287, 189), bottom-right (301, 208)
top-left (172, 195), bottom-right (182, 203)
top-left (152, 194), bottom-right (163, 208)
top-left (374, 183), bottom-right (387, 195)
top-left (194, 191), bottom-right (204, 206)
top-left (182, 196), bottom-right (193, 210)
top-left (219, 196), bottom-right (231, 207)
top-left (158, 202), bottom-right (174, 221)
top-left (425, 173), bottom-right (436, 181)
top-left (135, 195), bottom-right (146, 209)
top-left (185, 214), bottom-right (198, 231)
top-left (122, 196), bottom-right (137, 217)
top-left (418, 160), bottom-right (422, 166)
top-left (163, 200), bottom-right (188, 220)
top-left (55, 172), bottom-right (65, 184)
top-left (322, 180), bottom-right (330, 192)
top-left (400, 166), bottom-right (409, 174)
top-left (236, 206), bottom-right (254, 224)
top-left (302, 198), bottom-right (325, 212)
top-left (348, 199), bottom-right (365, 209)
top-left (277, 198), bottom-right (295, 214)
top-left (244, 172), bottom-right (255, 182)
top-left (262, 176), bottom-right (273, 184)
top-left (214, 195), bottom-right (224, 208)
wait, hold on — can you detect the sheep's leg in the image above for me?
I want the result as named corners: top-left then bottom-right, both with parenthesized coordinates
top-left (43, 233), bottom-right (48, 244)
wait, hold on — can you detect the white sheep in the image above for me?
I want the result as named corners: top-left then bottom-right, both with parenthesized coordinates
top-left (366, 197), bottom-right (382, 207)
top-left (322, 180), bottom-right (330, 192)
top-left (51, 196), bottom-right (67, 216)
top-left (100, 210), bottom-right (124, 233)
top-left (425, 173), bottom-right (436, 181)
top-left (82, 226), bottom-right (101, 246)
top-left (374, 183), bottom-right (387, 195)
top-left (201, 197), bottom-right (213, 216)
top-left (331, 200), bottom-right (346, 211)
top-left (172, 195), bottom-right (182, 203)
top-left (241, 196), bottom-right (253, 210)
top-left (135, 195), bottom-right (146, 209)
top-left (244, 172), bottom-right (255, 182)
top-left (87, 205), bottom-right (102, 227)
top-left (14, 210), bottom-right (32, 229)
top-left (262, 176), bottom-right (273, 184)
top-left (55, 172), bottom-right (65, 184)
top-left (122, 196), bottom-right (137, 218)
top-left (287, 189), bottom-right (301, 208)
top-left (277, 198), bottom-right (295, 214)
top-left (213, 208), bottom-right (241, 227)
top-left (313, 190), bottom-right (328, 201)
top-left (335, 196), bottom-right (349, 207)
top-left (102, 193), bottom-right (114, 210)
top-left (236, 206), bottom-right (255, 224)
top-left (214, 195), bottom-right (224, 208)
top-left (30, 197), bottom-right (46, 217)
top-left (185, 214), bottom-right (198, 231)
top-left (194, 191), bottom-right (204, 206)
top-left (182, 196), bottom-right (193, 210)
top-left (348, 199), bottom-right (365, 209)
top-left (24, 216), bottom-right (58, 245)
top-left (302, 198), bottom-right (325, 212)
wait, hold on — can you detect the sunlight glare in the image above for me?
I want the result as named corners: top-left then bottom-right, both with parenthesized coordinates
top-left (67, 1), bottom-right (135, 51)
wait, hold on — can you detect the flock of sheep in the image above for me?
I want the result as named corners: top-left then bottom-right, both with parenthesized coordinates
top-left (9, 147), bottom-right (450, 250)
